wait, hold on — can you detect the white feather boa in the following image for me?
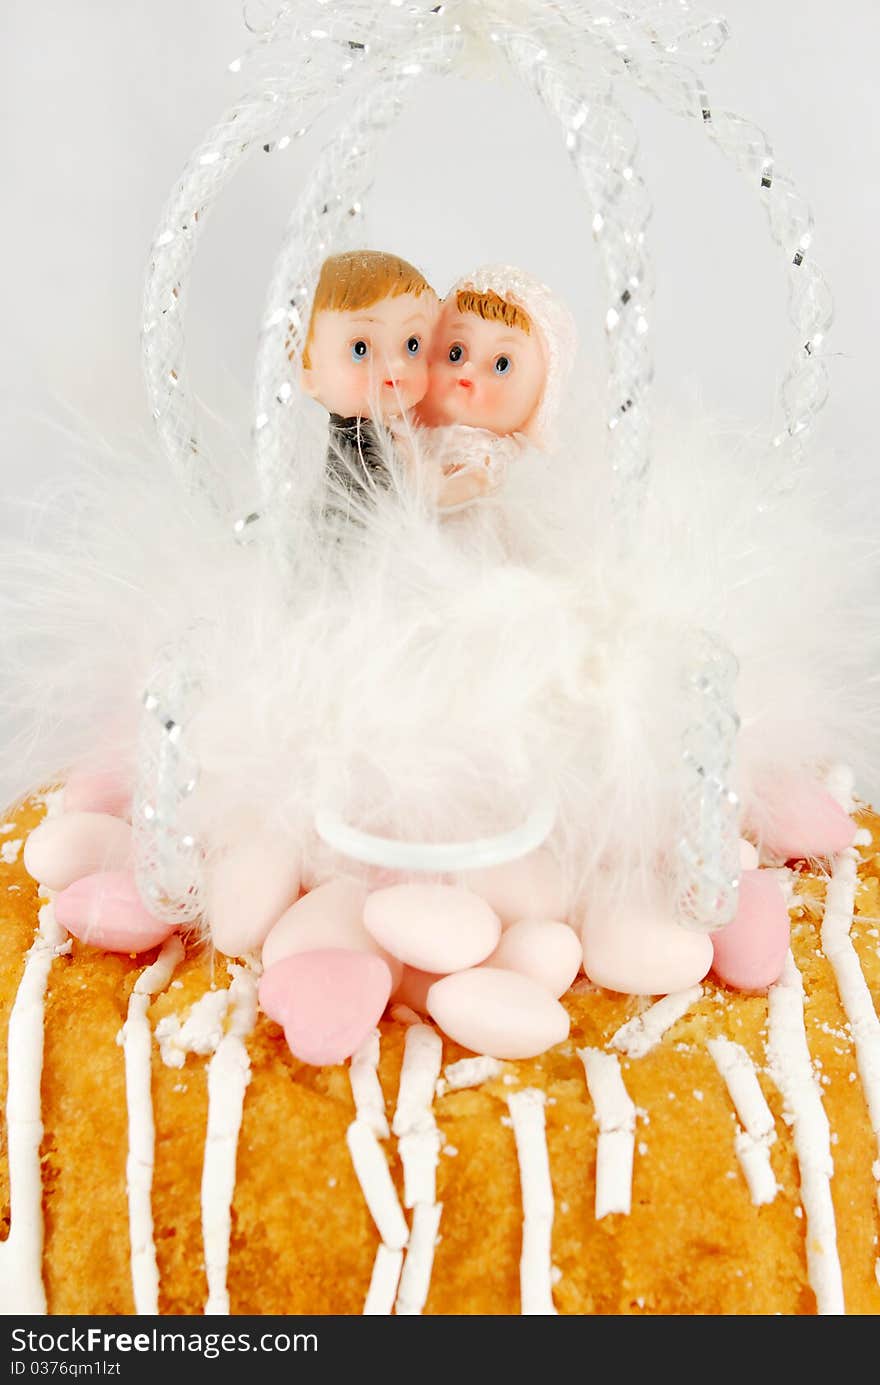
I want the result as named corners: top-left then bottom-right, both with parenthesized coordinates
top-left (2, 403), bottom-right (878, 917)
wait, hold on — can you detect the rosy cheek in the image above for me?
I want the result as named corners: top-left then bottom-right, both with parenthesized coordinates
top-left (428, 365), bottom-right (452, 397)
top-left (349, 360), bottom-right (376, 395)
top-left (410, 360), bottom-right (429, 391)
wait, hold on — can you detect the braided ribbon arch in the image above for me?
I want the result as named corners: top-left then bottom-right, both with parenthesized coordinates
top-left (135, 0), bottom-right (832, 929)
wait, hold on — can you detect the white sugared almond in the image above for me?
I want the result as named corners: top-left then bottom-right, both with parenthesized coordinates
top-left (427, 967), bottom-right (570, 1060)
top-left (582, 897), bottom-right (713, 996)
top-left (23, 812), bottom-right (134, 892)
top-left (208, 834), bottom-right (301, 957)
top-left (459, 848), bottom-right (568, 927)
top-left (262, 877), bottom-right (403, 989)
top-left (363, 883), bottom-right (501, 974)
top-left (485, 918), bottom-right (582, 998)
top-left (739, 838), bottom-right (759, 870)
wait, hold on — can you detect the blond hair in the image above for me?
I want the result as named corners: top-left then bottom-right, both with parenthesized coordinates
top-left (300, 250), bottom-right (435, 368)
top-left (455, 288), bottom-right (532, 336)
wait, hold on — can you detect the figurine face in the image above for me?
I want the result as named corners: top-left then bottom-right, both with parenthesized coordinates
top-left (301, 291), bottom-right (438, 420)
top-left (417, 299), bottom-right (546, 436)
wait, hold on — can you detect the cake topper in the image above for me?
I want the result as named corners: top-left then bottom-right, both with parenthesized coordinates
top-left (4, 1), bottom-right (879, 1069)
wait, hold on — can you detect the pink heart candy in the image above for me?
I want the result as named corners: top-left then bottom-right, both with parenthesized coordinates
top-left (711, 868), bottom-right (791, 991)
top-left (55, 871), bottom-right (177, 953)
top-left (749, 775), bottom-right (856, 861)
top-left (258, 949), bottom-right (392, 1066)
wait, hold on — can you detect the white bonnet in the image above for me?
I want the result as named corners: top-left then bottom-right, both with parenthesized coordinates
top-left (445, 263), bottom-right (578, 448)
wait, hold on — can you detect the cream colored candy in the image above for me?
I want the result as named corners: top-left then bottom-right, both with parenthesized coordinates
top-left (739, 838), bottom-right (759, 870)
top-left (460, 848), bottom-right (568, 928)
top-left (485, 918), bottom-right (581, 998)
top-left (23, 812), bottom-right (134, 892)
top-left (262, 877), bottom-right (403, 989)
top-left (582, 898), bottom-right (713, 996)
top-left (427, 967), bottom-right (569, 1059)
top-left (207, 834), bottom-right (301, 957)
top-left (363, 884), bottom-right (501, 973)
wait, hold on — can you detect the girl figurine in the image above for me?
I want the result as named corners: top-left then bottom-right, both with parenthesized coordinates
top-left (407, 265), bottom-right (577, 509)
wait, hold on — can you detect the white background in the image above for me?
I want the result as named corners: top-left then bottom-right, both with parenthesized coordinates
top-left (1, 0), bottom-right (878, 789)
top-left (2, 0), bottom-right (878, 468)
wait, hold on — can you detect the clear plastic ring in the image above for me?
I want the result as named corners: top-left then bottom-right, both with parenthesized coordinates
top-left (314, 796), bottom-right (557, 872)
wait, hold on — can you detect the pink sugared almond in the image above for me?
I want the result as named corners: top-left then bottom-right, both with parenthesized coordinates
top-left (363, 883), bottom-right (501, 974)
top-left (484, 918), bottom-right (582, 998)
top-left (258, 948), bottom-right (392, 1067)
top-left (582, 896), bottom-right (713, 996)
top-left (261, 877), bottom-right (402, 990)
top-left (392, 964), bottom-right (443, 1012)
top-left (23, 812), bottom-right (134, 892)
top-left (62, 769), bottom-right (132, 819)
top-left (711, 868), bottom-right (791, 991)
top-left (460, 847), bottom-right (569, 928)
top-left (749, 776), bottom-right (856, 861)
top-left (206, 834), bottom-right (301, 957)
top-left (54, 871), bottom-right (176, 953)
top-left (427, 967), bottom-right (570, 1060)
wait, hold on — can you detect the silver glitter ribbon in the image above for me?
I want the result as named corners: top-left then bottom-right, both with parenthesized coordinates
top-left (675, 633), bottom-right (741, 931)
top-left (133, 0), bottom-right (831, 927)
top-left (133, 634), bottom-right (206, 925)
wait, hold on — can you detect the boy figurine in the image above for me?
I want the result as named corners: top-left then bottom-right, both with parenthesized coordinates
top-left (300, 249), bottom-right (439, 514)
top-left (414, 265), bottom-right (576, 509)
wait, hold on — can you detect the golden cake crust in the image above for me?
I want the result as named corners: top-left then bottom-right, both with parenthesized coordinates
top-left (3, 797), bottom-right (880, 1315)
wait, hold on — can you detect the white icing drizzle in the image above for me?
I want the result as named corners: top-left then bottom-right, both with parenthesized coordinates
top-left (0, 838), bottom-right (22, 865)
top-left (442, 1055), bottom-right (504, 1091)
top-left (707, 1037), bottom-right (778, 1206)
top-left (392, 1024), bottom-right (443, 1139)
top-left (388, 1025), bottom-right (444, 1315)
top-left (121, 935), bottom-right (185, 1315)
top-left (349, 1030), bottom-right (389, 1139)
top-left (578, 1047), bottom-right (636, 1218)
top-left (767, 950), bottom-right (845, 1314)
top-left (823, 766), bottom-right (880, 1215)
top-left (346, 1119), bottom-right (409, 1251)
top-left (363, 1244), bottom-right (404, 1315)
top-left (610, 987), bottom-right (703, 1058)
top-left (394, 1201), bottom-right (443, 1315)
top-left (202, 965), bottom-right (259, 1316)
top-left (393, 1025), bottom-right (443, 1210)
top-left (0, 902), bottom-right (69, 1315)
top-left (398, 1128), bottom-right (442, 1209)
top-left (507, 1087), bottom-right (557, 1314)
top-left (347, 1030), bottom-right (402, 1314)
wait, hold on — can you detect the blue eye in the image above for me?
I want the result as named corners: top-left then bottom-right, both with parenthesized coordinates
top-left (448, 343), bottom-right (464, 364)
top-left (494, 354), bottom-right (511, 375)
top-left (351, 339), bottom-right (369, 362)
top-left (406, 335), bottom-right (421, 356)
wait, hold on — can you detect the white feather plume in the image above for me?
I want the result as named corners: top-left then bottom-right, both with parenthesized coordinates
top-left (2, 399), bottom-right (878, 920)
